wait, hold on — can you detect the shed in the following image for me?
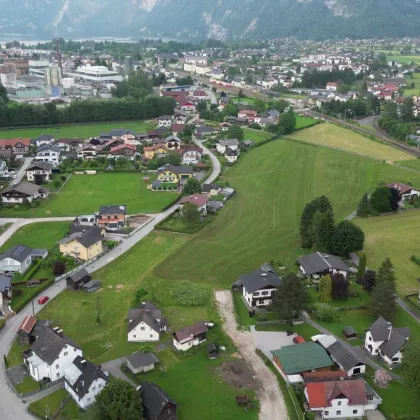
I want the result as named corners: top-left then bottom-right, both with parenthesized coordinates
top-left (31, 249), bottom-right (48, 260)
top-left (208, 343), bottom-right (219, 359)
top-left (342, 326), bottom-right (357, 339)
top-left (66, 268), bottom-right (91, 290)
top-left (81, 279), bottom-right (100, 293)
top-left (126, 351), bottom-right (159, 374)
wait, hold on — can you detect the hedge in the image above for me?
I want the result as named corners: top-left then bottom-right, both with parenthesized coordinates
top-left (12, 279), bottom-right (54, 313)
top-left (0, 318), bottom-right (6, 330)
top-left (411, 255), bottom-right (420, 266)
top-left (161, 196), bottom-right (181, 211)
top-left (13, 260), bottom-right (42, 284)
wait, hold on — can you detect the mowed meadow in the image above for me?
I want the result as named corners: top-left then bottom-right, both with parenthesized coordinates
top-left (155, 139), bottom-right (420, 288)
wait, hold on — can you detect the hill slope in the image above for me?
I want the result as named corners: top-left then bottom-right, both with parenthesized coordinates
top-left (1, 0), bottom-right (420, 40)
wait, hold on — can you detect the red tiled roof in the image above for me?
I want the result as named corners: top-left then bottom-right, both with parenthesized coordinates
top-left (0, 138), bottom-right (31, 147)
top-left (144, 144), bottom-right (168, 152)
top-left (306, 380), bottom-right (367, 409)
top-left (326, 82), bottom-right (338, 87)
top-left (387, 182), bottom-right (413, 194)
top-left (110, 144), bottom-right (136, 153)
top-left (303, 371), bottom-right (347, 383)
top-left (238, 110), bottom-right (257, 116)
top-left (18, 315), bottom-right (36, 334)
top-left (171, 124), bottom-right (185, 133)
top-left (179, 194), bottom-right (209, 207)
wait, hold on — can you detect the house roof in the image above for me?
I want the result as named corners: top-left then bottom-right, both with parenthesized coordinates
top-left (158, 164), bottom-right (193, 175)
top-left (218, 139), bottom-right (239, 147)
top-left (367, 316), bottom-right (392, 341)
top-left (239, 263), bottom-right (281, 293)
top-left (67, 268), bottom-right (90, 284)
top-left (202, 183), bottom-right (221, 193)
top-left (99, 205), bottom-right (127, 215)
top-left (178, 194), bottom-right (209, 207)
top-left (171, 124), bottom-right (185, 133)
top-left (0, 138), bottom-right (31, 148)
top-left (271, 342), bottom-right (333, 374)
top-left (158, 115), bottom-right (172, 120)
top-left (65, 356), bottom-right (109, 399)
top-left (305, 380), bottom-right (367, 409)
top-left (303, 371), bottom-right (347, 383)
top-left (110, 144), bottom-right (136, 153)
top-left (297, 252), bottom-right (350, 275)
top-left (18, 315), bottom-right (37, 334)
top-left (37, 144), bottom-right (61, 153)
top-left (2, 181), bottom-right (49, 197)
top-left (127, 351), bottom-right (159, 369)
top-left (224, 147), bottom-right (239, 156)
top-left (0, 244), bottom-right (33, 263)
top-left (109, 128), bottom-right (138, 137)
top-left (58, 226), bottom-right (103, 249)
top-left (26, 162), bottom-right (53, 172)
top-left (173, 321), bottom-right (208, 344)
top-left (387, 182), bottom-right (414, 195)
top-left (36, 134), bottom-right (54, 141)
top-left (327, 340), bottom-right (363, 370)
top-left (128, 302), bottom-right (165, 333)
top-left (379, 329), bottom-right (411, 358)
top-left (140, 381), bottom-right (177, 418)
top-left (195, 125), bottom-right (213, 133)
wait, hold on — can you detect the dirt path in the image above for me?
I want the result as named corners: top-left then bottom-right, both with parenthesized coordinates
top-left (215, 290), bottom-right (288, 420)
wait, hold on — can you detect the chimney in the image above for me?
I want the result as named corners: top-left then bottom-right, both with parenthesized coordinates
top-left (81, 360), bottom-right (86, 369)
top-left (386, 322), bottom-right (393, 341)
top-left (57, 329), bottom-right (64, 337)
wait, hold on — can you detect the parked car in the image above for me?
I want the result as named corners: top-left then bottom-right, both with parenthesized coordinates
top-left (293, 336), bottom-right (305, 344)
top-left (38, 296), bottom-right (49, 305)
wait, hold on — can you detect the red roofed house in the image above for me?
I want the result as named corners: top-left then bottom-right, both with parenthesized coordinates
top-left (0, 138), bottom-right (31, 155)
top-left (179, 194), bottom-right (209, 214)
top-left (305, 380), bottom-right (382, 419)
top-left (110, 144), bottom-right (136, 158)
top-left (238, 110), bottom-right (257, 121)
top-left (17, 315), bottom-right (37, 345)
top-left (179, 98), bottom-right (196, 113)
top-left (171, 123), bottom-right (185, 136)
top-left (160, 90), bottom-right (188, 102)
top-left (326, 82), bottom-right (338, 91)
top-left (387, 182), bottom-right (420, 201)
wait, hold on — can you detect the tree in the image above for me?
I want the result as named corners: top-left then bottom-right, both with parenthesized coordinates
top-left (196, 101), bottom-right (207, 113)
top-left (33, 174), bottom-right (45, 185)
top-left (53, 261), bottom-right (66, 276)
top-left (277, 110), bottom-right (296, 134)
top-left (96, 296), bottom-right (102, 324)
top-left (300, 201), bottom-right (318, 248)
top-left (357, 253), bottom-right (367, 283)
top-left (227, 124), bottom-right (244, 140)
top-left (331, 273), bottom-right (349, 300)
top-left (388, 188), bottom-right (400, 212)
top-left (318, 275), bottom-right (332, 303)
top-left (312, 210), bottom-right (335, 252)
top-left (0, 82), bottom-right (8, 103)
top-left (253, 100), bottom-right (266, 114)
top-left (329, 220), bottom-right (365, 257)
top-left (357, 193), bottom-right (370, 217)
top-left (165, 152), bottom-right (181, 166)
top-left (272, 273), bottom-right (308, 320)
top-left (370, 186), bottom-right (393, 214)
top-left (403, 342), bottom-right (420, 397)
top-left (21, 198), bottom-right (31, 210)
top-left (377, 257), bottom-right (396, 294)
top-left (363, 270), bottom-right (377, 292)
top-left (181, 203), bottom-right (201, 227)
top-left (238, 88), bottom-right (244, 98)
top-left (370, 280), bottom-right (396, 321)
top-left (95, 378), bottom-right (143, 420)
top-left (374, 369), bottom-right (392, 387)
top-left (182, 177), bottom-right (202, 195)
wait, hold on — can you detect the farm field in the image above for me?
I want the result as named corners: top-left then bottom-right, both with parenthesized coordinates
top-left (295, 116), bottom-right (318, 130)
top-left (0, 173), bottom-right (178, 217)
top-left (355, 211), bottom-right (420, 295)
top-left (388, 55), bottom-right (420, 65)
top-left (289, 123), bottom-right (415, 161)
top-left (0, 120), bottom-right (155, 139)
top-left (155, 139), bottom-right (420, 288)
top-left (243, 128), bottom-right (272, 144)
top-left (395, 158), bottom-right (420, 171)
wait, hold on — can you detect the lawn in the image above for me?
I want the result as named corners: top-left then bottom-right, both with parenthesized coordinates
top-left (388, 55), bottom-right (420, 65)
top-left (401, 73), bottom-right (420, 97)
top-left (155, 139), bottom-right (420, 288)
top-left (0, 120), bottom-right (155, 139)
top-left (0, 173), bottom-right (178, 217)
top-left (242, 128), bottom-right (272, 144)
top-left (231, 96), bottom-right (257, 105)
top-left (7, 340), bottom-right (29, 368)
top-left (295, 116), bottom-right (319, 130)
top-left (29, 389), bottom-right (83, 420)
top-left (289, 123), bottom-right (415, 162)
top-left (395, 158), bottom-right (420, 171)
top-left (15, 376), bottom-right (39, 394)
top-left (355, 211), bottom-right (420, 295)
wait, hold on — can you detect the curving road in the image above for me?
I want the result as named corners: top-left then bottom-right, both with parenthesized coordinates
top-left (0, 145), bottom-right (222, 420)
top-left (192, 135), bottom-right (221, 184)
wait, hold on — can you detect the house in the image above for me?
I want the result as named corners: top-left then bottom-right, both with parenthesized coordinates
top-left (171, 124), bottom-right (185, 136)
top-left (58, 226), bottom-right (103, 261)
top-left (35, 144), bottom-right (61, 166)
top-left (76, 145), bottom-right (98, 160)
top-left (220, 122), bottom-right (230, 132)
top-left (206, 200), bottom-right (224, 213)
top-left (54, 139), bottom-right (82, 151)
top-left (178, 146), bottom-right (202, 164)
top-left (157, 164), bottom-right (193, 184)
top-left (271, 342), bottom-right (334, 384)
top-left (147, 127), bottom-right (167, 139)
top-left (128, 302), bottom-right (167, 342)
top-left (0, 159), bottom-right (8, 177)
top-left (237, 263), bottom-right (281, 309)
top-left (173, 321), bottom-right (208, 351)
top-left (109, 129), bottom-right (139, 143)
top-left (17, 315), bottom-right (38, 345)
top-left (224, 147), bottom-right (240, 163)
top-left (163, 135), bottom-right (182, 151)
top-left (216, 139), bottom-right (239, 154)
top-left (174, 113), bottom-right (186, 124)
top-left (178, 194), bottom-right (209, 214)
top-left (313, 334), bottom-right (366, 377)
top-left (387, 182), bottom-right (420, 201)
top-left (326, 82), bottom-right (338, 91)
top-left (66, 268), bottom-right (93, 291)
top-left (297, 252), bottom-right (350, 280)
top-left (64, 356), bottom-right (109, 409)
top-left (99, 138), bottom-right (125, 153)
top-left (126, 352), bottom-right (159, 374)
top-left (195, 125), bottom-right (213, 139)
top-left (26, 162), bottom-right (53, 182)
top-left (1, 181), bottom-right (49, 204)
top-left (0, 138), bottom-right (31, 155)
top-left (202, 183), bottom-right (221, 196)
top-left (0, 245), bottom-right (47, 275)
top-left (158, 115), bottom-right (172, 128)
top-left (179, 99), bottom-right (196, 113)
top-left (139, 381), bottom-right (178, 420)
top-left (97, 205), bottom-right (127, 230)
top-left (0, 275), bottom-right (12, 315)
top-left (237, 110), bottom-right (257, 121)
top-left (143, 144), bottom-right (169, 160)
top-left (23, 326), bottom-right (83, 382)
top-left (305, 379), bottom-right (382, 419)
top-left (365, 317), bottom-right (410, 364)
top-left (109, 144), bottom-right (136, 158)
top-left (34, 134), bottom-right (55, 147)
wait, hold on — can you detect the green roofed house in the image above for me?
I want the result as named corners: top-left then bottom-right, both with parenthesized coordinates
top-left (271, 342), bottom-right (334, 384)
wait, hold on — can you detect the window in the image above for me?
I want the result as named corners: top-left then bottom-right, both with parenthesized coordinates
top-left (353, 410), bottom-right (358, 414)
top-left (261, 291), bottom-right (269, 296)
top-left (336, 411), bottom-right (341, 415)
top-left (324, 411), bottom-right (329, 416)
top-left (56, 373), bottom-right (60, 378)
top-left (92, 386), bottom-right (96, 391)
top-left (337, 401), bottom-right (342, 406)
top-left (141, 327), bottom-right (145, 331)
top-left (87, 398), bottom-right (91, 403)
top-left (64, 351), bottom-right (68, 356)
top-left (74, 348), bottom-right (77, 352)
top-left (99, 384), bottom-right (102, 389)
top-left (56, 364), bottom-right (59, 369)
top-left (150, 334), bottom-right (153, 338)
top-left (133, 335), bottom-right (136, 338)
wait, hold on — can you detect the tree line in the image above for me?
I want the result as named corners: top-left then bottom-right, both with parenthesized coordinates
top-left (357, 185), bottom-right (401, 217)
top-left (295, 68), bottom-right (362, 89)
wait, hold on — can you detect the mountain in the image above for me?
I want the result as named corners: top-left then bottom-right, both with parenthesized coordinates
top-left (1, 0), bottom-right (420, 41)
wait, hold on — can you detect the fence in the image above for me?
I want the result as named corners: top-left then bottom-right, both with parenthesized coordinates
top-left (54, 172), bottom-right (73, 193)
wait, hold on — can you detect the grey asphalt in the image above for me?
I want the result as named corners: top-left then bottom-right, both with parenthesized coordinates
top-left (102, 357), bottom-right (136, 387)
top-left (251, 326), bottom-right (296, 359)
top-left (192, 135), bottom-right (221, 184)
top-left (11, 157), bottom-right (33, 185)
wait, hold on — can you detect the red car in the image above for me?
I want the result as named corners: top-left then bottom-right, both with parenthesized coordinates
top-left (38, 296), bottom-right (49, 305)
top-left (293, 336), bottom-right (306, 344)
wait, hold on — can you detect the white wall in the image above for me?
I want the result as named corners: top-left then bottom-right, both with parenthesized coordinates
top-left (173, 336), bottom-right (206, 351)
top-left (128, 321), bottom-right (160, 342)
top-left (49, 345), bottom-right (83, 381)
top-left (243, 287), bottom-right (276, 308)
top-left (65, 377), bottom-right (108, 409)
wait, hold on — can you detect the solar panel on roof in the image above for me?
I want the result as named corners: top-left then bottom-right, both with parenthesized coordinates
top-left (14, 246), bottom-right (25, 256)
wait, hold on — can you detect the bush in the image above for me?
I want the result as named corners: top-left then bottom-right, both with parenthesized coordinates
top-left (12, 279), bottom-right (54, 313)
top-left (411, 255), bottom-right (420, 266)
top-left (31, 199), bottom-right (41, 208)
top-left (0, 318), bottom-right (6, 330)
top-left (312, 303), bottom-right (341, 323)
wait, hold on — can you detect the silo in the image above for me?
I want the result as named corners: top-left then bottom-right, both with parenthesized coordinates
top-left (124, 56), bottom-right (133, 74)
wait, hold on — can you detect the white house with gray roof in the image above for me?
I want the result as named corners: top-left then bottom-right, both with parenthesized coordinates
top-left (297, 252), bottom-right (350, 280)
top-left (0, 244), bottom-right (47, 274)
top-left (127, 302), bottom-right (167, 342)
top-left (236, 263), bottom-right (281, 309)
top-left (365, 317), bottom-right (410, 365)
top-left (1, 181), bottom-right (49, 204)
top-left (216, 139), bottom-right (239, 154)
top-left (35, 144), bottom-right (61, 166)
top-left (26, 162), bottom-right (53, 182)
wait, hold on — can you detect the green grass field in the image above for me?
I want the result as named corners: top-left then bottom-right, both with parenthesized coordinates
top-left (395, 158), bottom-right (420, 171)
top-left (230, 96), bottom-right (256, 104)
top-left (242, 128), bottom-right (272, 144)
top-left (355, 211), bottom-right (420, 295)
top-left (0, 173), bottom-right (177, 217)
top-left (295, 116), bottom-right (319, 130)
top-left (155, 140), bottom-right (420, 288)
top-left (289, 123), bottom-right (415, 162)
top-left (0, 121), bottom-right (155, 139)
top-left (402, 73), bottom-right (420, 97)
top-left (388, 55), bottom-right (420, 65)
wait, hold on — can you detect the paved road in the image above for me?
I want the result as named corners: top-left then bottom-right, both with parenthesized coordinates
top-left (204, 89), bottom-right (218, 105)
top-left (192, 135), bottom-right (221, 184)
top-left (216, 291), bottom-right (288, 420)
top-left (12, 158), bottom-right (33, 185)
top-left (102, 357), bottom-right (137, 387)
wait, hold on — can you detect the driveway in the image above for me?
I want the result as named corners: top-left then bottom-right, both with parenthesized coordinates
top-left (215, 290), bottom-right (288, 420)
top-left (11, 157), bottom-right (33, 185)
top-left (251, 327), bottom-right (296, 359)
top-left (102, 357), bottom-right (136, 387)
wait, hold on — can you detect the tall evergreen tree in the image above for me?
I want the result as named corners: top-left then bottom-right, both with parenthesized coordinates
top-left (370, 281), bottom-right (397, 321)
top-left (300, 201), bottom-right (318, 248)
top-left (317, 195), bottom-right (334, 215)
top-left (330, 273), bottom-right (350, 300)
top-left (329, 220), bottom-right (365, 257)
top-left (357, 253), bottom-right (367, 282)
top-left (363, 270), bottom-right (377, 292)
top-left (318, 275), bottom-right (332, 303)
top-left (313, 210), bottom-right (335, 252)
top-left (357, 193), bottom-right (371, 217)
top-left (377, 257), bottom-right (397, 294)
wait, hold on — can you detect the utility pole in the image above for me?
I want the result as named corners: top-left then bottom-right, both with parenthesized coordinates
top-left (32, 300), bottom-right (35, 316)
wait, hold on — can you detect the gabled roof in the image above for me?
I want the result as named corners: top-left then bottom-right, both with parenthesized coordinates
top-left (2, 181), bottom-right (49, 197)
top-left (303, 371), bottom-right (347, 383)
top-left (202, 183), bottom-right (221, 193)
top-left (67, 268), bottom-right (90, 284)
top-left (379, 329), bottom-right (410, 358)
top-left (127, 351), bottom-right (159, 369)
top-left (238, 263), bottom-right (281, 294)
top-left (0, 138), bottom-right (31, 148)
top-left (195, 125), bottom-right (213, 133)
top-left (218, 139), bottom-right (239, 147)
top-left (18, 315), bottom-right (37, 334)
top-left (99, 205), bottom-right (127, 215)
top-left (109, 128), bottom-right (138, 137)
top-left (37, 144), bottom-right (61, 153)
top-left (297, 252), bottom-right (350, 275)
top-left (367, 316), bottom-right (392, 342)
top-left (36, 134), bottom-right (54, 141)
top-left (110, 144), bottom-right (136, 153)
top-left (0, 244), bottom-right (33, 263)
top-left (224, 147), bottom-right (239, 156)
top-left (327, 340), bottom-right (363, 370)
top-left (178, 194), bottom-right (209, 207)
top-left (128, 302), bottom-right (165, 333)
top-left (26, 162), bottom-right (54, 172)
top-left (173, 321), bottom-right (208, 344)
top-left (140, 381), bottom-right (177, 419)
top-left (58, 226), bottom-right (103, 249)
top-left (387, 182), bottom-right (414, 195)
top-left (158, 164), bottom-right (193, 175)
top-left (271, 342), bottom-right (333, 374)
